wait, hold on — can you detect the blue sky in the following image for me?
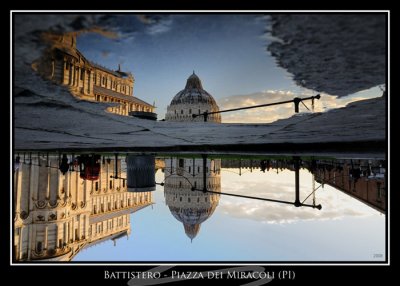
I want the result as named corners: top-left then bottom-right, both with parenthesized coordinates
top-left (77, 14), bottom-right (381, 122)
top-left (74, 168), bottom-right (385, 262)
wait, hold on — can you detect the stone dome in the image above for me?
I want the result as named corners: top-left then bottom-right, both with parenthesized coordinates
top-left (170, 72), bottom-right (218, 106)
top-left (167, 194), bottom-right (219, 241)
top-left (165, 72), bottom-right (221, 122)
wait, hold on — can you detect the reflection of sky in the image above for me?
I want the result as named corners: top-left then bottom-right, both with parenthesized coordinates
top-left (77, 14), bottom-right (381, 122)
top-left (74, 168), bottom-right (385, 261)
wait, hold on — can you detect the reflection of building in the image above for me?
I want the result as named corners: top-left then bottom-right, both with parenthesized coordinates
top-left (164, 158), bottom-right (221, 241)
top-left (13, 154), bottom-right (153, 262)
top-left (33, 32), bottom-right (155, 118)
top-left (313, 160), bottom-right (386, 212)
top-left (165, 72), bottom-right (221, 122)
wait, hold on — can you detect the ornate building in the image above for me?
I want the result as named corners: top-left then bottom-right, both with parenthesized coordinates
top-left (33, 32), bottom-right (155, 117)
top-left (165, 72), bottom-right (221, 122)
top-left (13, 154), bottom-right (153, 262)
top-left (164, 157), bottom-right (221, 241)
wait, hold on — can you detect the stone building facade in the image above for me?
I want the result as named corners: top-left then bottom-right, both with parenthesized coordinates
top-left (313, 160), bottom-right (386, 212)
top-left (13, 154), bottom-right (153, 262)
top-left (165, 72), bottom-right (221, 122)
top-left (33, 32), bottom-right (154, 117)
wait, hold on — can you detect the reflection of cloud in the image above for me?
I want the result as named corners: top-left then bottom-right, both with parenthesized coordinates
top-left (136, 15), bottom-right (155, 25)
top-left (218, 90), bottom-right (378, 123)
top-left (219, 169), bottom-right (377, 224)
top-left (146, 18), bottom-right (173, 35)
top-left (135, 14), bottom-right (173, 35)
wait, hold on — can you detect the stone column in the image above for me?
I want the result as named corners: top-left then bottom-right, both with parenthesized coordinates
top-left (14, 167), bottom-right (22, 218)
top-left (72, 65), bottom-right (75, 86)
top-left (70, 218), bottom-right (74, 241)
top-left (75, 67), bottom-right (79, 87)
top-left (44, 226), bottom-right (48, 250)
top-left (29, 163), bottom-right (39, 210)
top-left (63, 222), bottom-right (67, 246)
top-left (82, 69), bottom-right (85, 94)
top-left (55, 224), bottom-right (59, 248)
top-left (18, 226), bottom-right (24, 260)
top-left (88, 70), bottom-right (92, 95)
top-left (63, 60), bottom-right (68, 85)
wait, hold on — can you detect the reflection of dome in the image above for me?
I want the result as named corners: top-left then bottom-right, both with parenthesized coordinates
top-left (167, 192), bottom-right (219, 241)
top-left (164, 158), bottom-right (221, 241)
top-left (165, 72), bottom-right (221, 122)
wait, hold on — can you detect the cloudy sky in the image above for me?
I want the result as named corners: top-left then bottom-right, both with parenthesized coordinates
top-left (77, 14), bottom-right (382, 123)
top-left (75, 167), bottom-right (385, 261)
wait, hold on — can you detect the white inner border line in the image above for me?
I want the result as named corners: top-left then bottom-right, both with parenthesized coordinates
top-left (10, 10), bottom-right (390, 267)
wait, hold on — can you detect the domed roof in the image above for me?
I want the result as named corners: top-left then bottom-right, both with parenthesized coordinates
top-left (168, 205), bottom-right (218, 241)
top-left (169, 72), bottom-right (219, 107)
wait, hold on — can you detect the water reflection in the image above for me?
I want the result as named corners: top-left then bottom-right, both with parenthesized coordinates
top-left (163, 156), bottom-right (221, 241)
top-left (13, 152), bottom-right (386, 261)
top-left (13, 153), bottom-right (153, 262)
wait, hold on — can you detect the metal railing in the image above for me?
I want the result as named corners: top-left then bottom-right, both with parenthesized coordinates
top-left (192, 94), bottom-right (321, 122)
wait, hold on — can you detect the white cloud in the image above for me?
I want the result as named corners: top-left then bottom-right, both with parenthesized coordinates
top-left (218, 169), bottom-right (379, 224)
top-left (146, 18), bottom-right (173, 35)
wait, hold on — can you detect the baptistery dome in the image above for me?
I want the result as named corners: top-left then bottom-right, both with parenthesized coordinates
top-left (165, 72), bottom-right (221, 122)
top-left (164, 157), bottom-right (221, 241)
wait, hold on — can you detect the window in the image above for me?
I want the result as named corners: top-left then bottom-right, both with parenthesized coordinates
top-left (189, 109), bottom-right (192, 114)
top-left (377, 182), bottom-right (383, 199)
top-left (66, 64), bottom-right (69, 70)
top-left (36, 242), bottom-right (43, 252)
top-left (181, 110), bottom-right (183, 114)
top-left (109, 180), bottom-right (113, 189)
top-left (188, 166), bottom-right (191, 174)
top-left (95, 182), bottom-right (99, 191)
top-left (80, 69), bottom-right (84, 80)
top-left (179, 159), bottom-right (184, 168)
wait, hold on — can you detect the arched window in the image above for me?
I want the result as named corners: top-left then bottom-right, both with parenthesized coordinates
top-left (36, 242), bottom-right (43, 253)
